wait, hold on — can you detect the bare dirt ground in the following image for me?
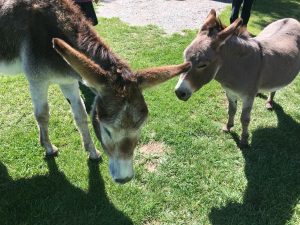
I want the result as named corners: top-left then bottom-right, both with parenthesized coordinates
top-left (96, 0), bottom-right (231, 34)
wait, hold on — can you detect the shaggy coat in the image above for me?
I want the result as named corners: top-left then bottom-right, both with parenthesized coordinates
top-left (0, 0), bottom-right (190, 183)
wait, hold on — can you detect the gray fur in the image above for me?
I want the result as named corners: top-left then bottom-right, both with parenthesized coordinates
top-left (175, 15), bottom-right (300, 146)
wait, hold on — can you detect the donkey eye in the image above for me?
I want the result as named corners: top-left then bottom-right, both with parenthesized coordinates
top-left (103, 127), bottom-right (112, 139)
top-left (197, 64), bottom-right (207, 69)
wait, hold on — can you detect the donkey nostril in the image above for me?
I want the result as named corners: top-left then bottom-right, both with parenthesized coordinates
top-left (175, 89), bottom-right (187, 99)
top-left (115, 177), bottom-right (133, 184)
top-left (180, 92), bottom-right (187, 98)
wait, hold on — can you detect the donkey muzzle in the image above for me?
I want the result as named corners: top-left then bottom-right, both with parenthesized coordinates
top-left (109, 158), bottom-right (134, 184)
top-left (175, 88), bottom-right (192, 101)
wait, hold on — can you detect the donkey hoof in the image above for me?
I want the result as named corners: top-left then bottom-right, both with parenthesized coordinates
top-left (89, 155), bottom-right (103, 163)
top-left (266, 101), bottom-right (273, 110)
top-left (88, 150), bottom-right (102, 163)
top-left (44, 149), bottom-right (59, 159)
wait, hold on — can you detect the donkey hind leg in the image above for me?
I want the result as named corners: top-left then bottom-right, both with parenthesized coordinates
top-left (59, 82), bottom-right (101, 160)
top-left (223, 90), bottom-right (238, 132)
top-left (240, 96), bottom-right (255, 148)
top-left (266, 91), bottom-right (276, 110)
top-left (29, 81), bottom-right (58, 157)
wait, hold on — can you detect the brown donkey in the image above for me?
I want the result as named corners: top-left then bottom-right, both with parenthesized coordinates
top-left (0, 0), bottom-right (190, 184)
top-left (175, 9), bottom-right (300, 147)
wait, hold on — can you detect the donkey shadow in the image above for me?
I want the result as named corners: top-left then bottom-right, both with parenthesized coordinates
top-left (209, 103), bottom-right (300, 225)
top-left (0, 159), bottom-right (133, 225)
top-left (79, 82), bottom-right (95, 113)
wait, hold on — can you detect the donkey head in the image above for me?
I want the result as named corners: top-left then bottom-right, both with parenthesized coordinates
top-left (52, 38), bottom-right (190, 184)
top-left (175, 9), bottom-right (243, 101)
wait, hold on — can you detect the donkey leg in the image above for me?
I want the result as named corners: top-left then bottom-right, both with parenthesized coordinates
top-left (223, 90), bottom-right (238, 132)
top-left (240, 96), bottom-right (255, 147)
top-left (266, 91), bottom-right (276, 110)
top-left (59, 82), bottom-right (101, 160)
top-left (29, 81), bottom-right (58, 157)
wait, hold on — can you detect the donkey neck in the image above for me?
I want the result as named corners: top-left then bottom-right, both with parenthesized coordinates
top-left (214, 35), bottom-right (262, 94)
top-left (219, 35), bottom-right (260, 60)
top-left (49, 0), bottom-right (131, 75)
top-left (28, 0), bottom-right (131, 75)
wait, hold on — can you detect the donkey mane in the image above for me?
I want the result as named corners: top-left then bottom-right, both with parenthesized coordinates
top-left (32, 0), bottom-right (132, 82)
top-left (212, 17), bottom-right (251, 39)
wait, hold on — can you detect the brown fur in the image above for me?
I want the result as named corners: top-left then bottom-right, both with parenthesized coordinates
top-left (1, 0), bottom-right (190, 183)
top-left (136, 62), bottom-right (191, 89)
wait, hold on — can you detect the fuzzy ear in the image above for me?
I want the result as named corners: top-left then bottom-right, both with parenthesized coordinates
top-left (135, 62), bottom-right (191, 89)
top-left (52, 38), bottom-right (109, 90)
top-left (201, 9), bottom-right (217, 31)
top-left (216, 18), bottom-right (243, 43)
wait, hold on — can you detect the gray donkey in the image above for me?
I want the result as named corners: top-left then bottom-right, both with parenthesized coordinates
top-left (0, 0), bottom-right (190, 184)
top-left (175, 9), bottom-right (300, 147)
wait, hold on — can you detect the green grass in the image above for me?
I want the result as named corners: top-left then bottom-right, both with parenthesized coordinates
top-left (0, 1), bottom-right (300, 224)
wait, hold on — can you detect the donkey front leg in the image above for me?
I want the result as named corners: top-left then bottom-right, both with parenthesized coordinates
top-left (29, 81), bottom-right (58, 157)
top-left (266, 91), bottom-right (276, 110)
top-left (59, 82), bottom-right (101, 160)
top-left (240, 96), bottom-right (255, 147)
top-left (223, 90), bottom-right (238, 132)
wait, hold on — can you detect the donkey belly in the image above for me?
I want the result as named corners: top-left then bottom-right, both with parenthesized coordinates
top-left (0, 59), bottom-right (23, 75)
top-left (258, 38), bottom-right (300, 92)
top-left (257, 18), bottom-right (300, 92)
top-left (259, 65), bottom-right (300, 93)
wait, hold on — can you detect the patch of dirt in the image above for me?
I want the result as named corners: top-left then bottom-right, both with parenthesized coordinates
top-left (138, 141), bottom-right (171, 172)
top-left (145, 161), bottom-right (157, 173)
top-left (139, 141), bottom-right (168, 155)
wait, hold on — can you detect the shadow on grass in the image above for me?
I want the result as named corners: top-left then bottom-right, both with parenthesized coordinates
top-left (0, 159), bottom-right (133, 225)
top-left (79, 82), bottom-right (96, 114)
top-left (252, 0), bottom-right (300, 29)
top-left (209, 103), bottom-right (300, 225)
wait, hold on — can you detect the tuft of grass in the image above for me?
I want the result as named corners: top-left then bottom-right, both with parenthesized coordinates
top-left (0, 1), bottom-right (300, 224)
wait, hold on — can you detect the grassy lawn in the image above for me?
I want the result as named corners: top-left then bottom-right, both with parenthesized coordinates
top-left (0, 1), bottom-right (299, 224)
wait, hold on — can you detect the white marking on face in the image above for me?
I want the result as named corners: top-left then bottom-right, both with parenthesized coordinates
top-left (100, 124), bottom-right (140, 149)
top-left (211, 64), bottom-right (221, 80)
top-left (175, 74), bottom-right (195, 93)
top-left (109, 158), bottom-right (134, 182)
top-left (0, 59), bottom-right (22, 75)
top-left (99, 125), bottom-right (139, 183)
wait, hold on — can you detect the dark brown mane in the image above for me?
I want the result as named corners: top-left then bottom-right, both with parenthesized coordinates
top-left (216, 17), bottom-right (227, 31)
top-left (215, 17), bottom-right (251, 39)
top-left (35, 0), bottom-right (133, 80)
top-left (235, 26), bottom-right (252, 39)
top-left (205, 17), bottom-right (226, 36)
top-left (28, 0), bottom-right (135, 96)
top-left (52, 0), bottom-right (136, 94)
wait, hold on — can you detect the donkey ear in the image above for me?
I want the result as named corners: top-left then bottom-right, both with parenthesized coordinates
top-left (201, 9), bottom-right (217, 31)
top-left (216, 18), bottom-right (243, 44)
top-left (135, 62), bottom-right (191, 89)
top-left (52, 38), bottom-right (109, 90)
